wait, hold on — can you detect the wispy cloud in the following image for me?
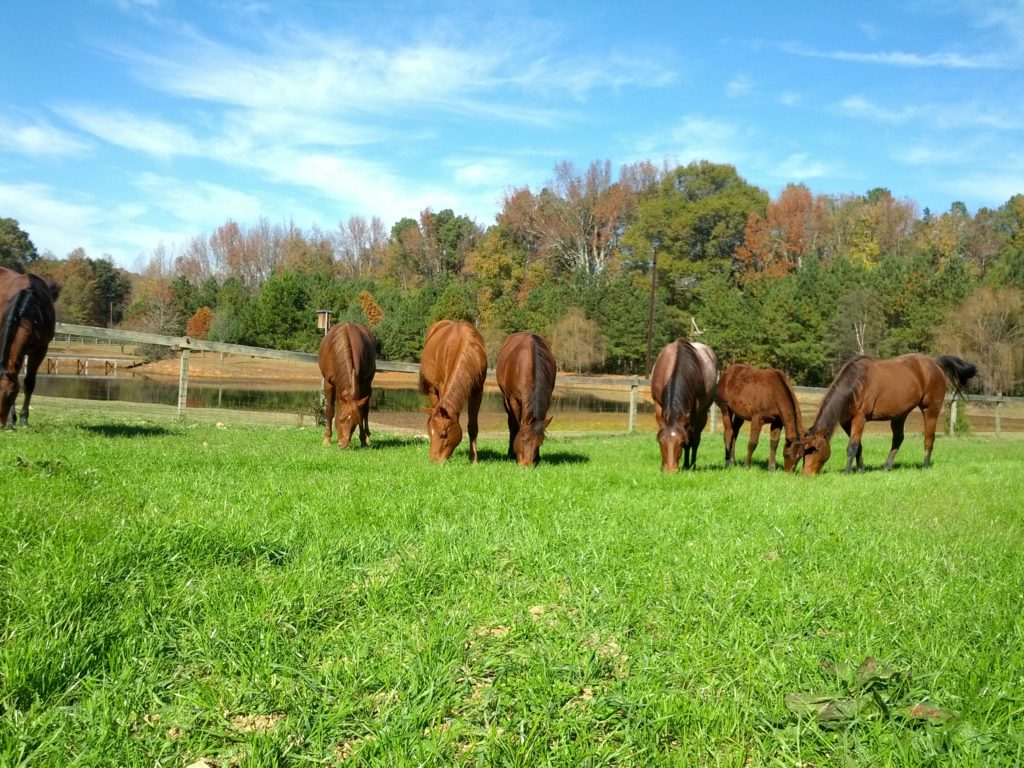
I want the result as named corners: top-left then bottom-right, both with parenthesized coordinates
top-left (56, 106), bottom-right (201, 158)
top-left (780, 41), bottom-right (1008, 69)
top-left (838, 95), bottom-right (1022, 130)
top-left (726, 74), bottom-right (754, 98)
top-left (0, 117), bottom-right (89, 156)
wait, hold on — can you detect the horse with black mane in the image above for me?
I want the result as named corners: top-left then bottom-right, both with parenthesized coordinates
top-left (496, 332), bottom-right (556, 465)
top-left (650, 339), bottom-right (718, 472)
top-left (318, 321), bottom-right (376, 448)
top-left (418, 320), bottom-right (488, 462)
top-left (1, 267), bottom-right (60, 429)
top-left (716, 363), bottom-right (805, 471)
top-left (802, 353), bottom-right (977, 475)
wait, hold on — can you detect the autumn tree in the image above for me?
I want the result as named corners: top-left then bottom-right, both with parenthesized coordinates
top-left (551, 307), bottom-right (605, 372)
top-left (736, 183), bottom-right (821, 280)
top-left (359, 290), bottom-right (383, 327)
top-left (334, 215), bottom-right (388, 278)
top-left (936, 287), bottom-right (1024, 395)
top-left (186, 307), bottom-right (214, 339)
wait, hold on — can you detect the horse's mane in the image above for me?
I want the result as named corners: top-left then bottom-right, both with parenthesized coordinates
top-left (663, 341), bottom-right (703, 426)
top-left (328, 324), bottom-right (356, 396)
top-left (810, 356), bottom-right (869, 437)
top-left (526, 334), bottom-right (555, 434)
top-left (438, 323), bottom-right (486, 413)
top-left (774, 369), bottom-right (805, 437)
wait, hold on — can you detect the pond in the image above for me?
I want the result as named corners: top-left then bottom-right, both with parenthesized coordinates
top-left (33, 374), bottom-right (655, 417)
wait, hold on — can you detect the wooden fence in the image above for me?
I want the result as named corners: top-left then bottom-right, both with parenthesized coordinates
top-left (50, 323), bottom-right (1022, 434)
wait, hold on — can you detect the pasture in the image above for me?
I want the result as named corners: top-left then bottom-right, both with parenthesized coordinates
top-left (1, 404), bottom-right (1022, 767)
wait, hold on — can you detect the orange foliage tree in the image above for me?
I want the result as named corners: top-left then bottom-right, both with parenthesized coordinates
top-left (186, 306), bottom-right (214, 339)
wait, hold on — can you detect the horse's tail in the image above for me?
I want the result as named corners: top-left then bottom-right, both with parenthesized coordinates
top-left (1, 288), bottom-right (33, 372)
top-left (936, 355), bottom-right (978, 394)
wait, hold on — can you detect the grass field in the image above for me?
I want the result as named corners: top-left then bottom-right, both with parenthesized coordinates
top-left (1, 404), bottom-right (1022, 767)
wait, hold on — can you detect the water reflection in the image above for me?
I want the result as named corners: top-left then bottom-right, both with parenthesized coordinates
top-left (34, 374), bottom-right (654, 416)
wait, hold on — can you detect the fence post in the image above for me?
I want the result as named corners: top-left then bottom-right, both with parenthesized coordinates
top-left (629, 377), bottom-right (639, 432)
top-left (948, 398), bottom-right (957, 437)
top-left (177, 348), bottom-right (190, 418)
top-left (996, 392), bottom-right (1002, 434)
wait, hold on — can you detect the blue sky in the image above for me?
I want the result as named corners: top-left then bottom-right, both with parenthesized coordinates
top-left (2, 0), bottom-right (1022, 270)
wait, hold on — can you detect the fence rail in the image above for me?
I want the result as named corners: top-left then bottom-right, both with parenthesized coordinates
top-left (50, 324), bottom-right (1023, 434)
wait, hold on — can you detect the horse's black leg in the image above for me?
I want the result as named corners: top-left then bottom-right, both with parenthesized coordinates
top-left (768, 422), bottom-right (781, 471)
top-left (884, 416), bottom-right (906, 471)
top-left (19, 353), bottom-right (44, 427)
top-left (505, 404), bottom-right (518, 460)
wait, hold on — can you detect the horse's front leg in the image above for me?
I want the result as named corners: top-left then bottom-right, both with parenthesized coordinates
top-left (884, 416), bottom-right (906, 471)
top-left (322, 381), bottom-right (336, 445)
top-left (505, 401), bottom-right (519, 460)
top-left (768, 421), bottom-right (781, 471)
top-left (467, 387), bottom-right (483, 464)
top-left (359, 396), bottom-right (371, 447)
top-left (745, 415), bottom-right (763, 468)
top-left (845, 417), bottom-right (866, 473)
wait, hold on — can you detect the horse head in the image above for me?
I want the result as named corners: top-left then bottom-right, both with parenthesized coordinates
top-left (782, 437), bottom-right (804, 473)
top-left (656, 419), bottom-right (688, 473)
top-left (423, 404), bottom-right (463, 462)
top-left (800, 430), bottom-right (831, 475)
top-left (334, 395), bottom-right (369, 448)
top-left (513, 416), bottom-right (552, 466)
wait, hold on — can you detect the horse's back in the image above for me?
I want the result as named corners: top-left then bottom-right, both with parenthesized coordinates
top-left (420, 320), bottom-right (486, 395)
top-left (497, 332), bottom-right (555, 402)
top-left (319, 323), bottom-right (376, 394)
top-left (860, 354), bottom-right (946, 416)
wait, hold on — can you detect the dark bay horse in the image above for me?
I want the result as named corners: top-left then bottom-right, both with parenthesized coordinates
top-left (716, 364), bottom-right (805, 471)
top-left (1, 267), bottom-right (60, 429)
top-left (318, 322), bottom-right (376, 448)
top-left (650, 339), bottom-right (718, 472)
top-left (496, 332), bottom-right (556, 466)
top-left (802, 353), bottom-right (977, 475)
top-left (418, 320), bottom-right (488, 462)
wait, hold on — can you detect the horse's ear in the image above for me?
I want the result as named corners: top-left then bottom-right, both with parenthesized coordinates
top-left (420, 406), bottom-right (433, 414)
top-left (436, 405), bottom-right (451, 421)
top-left (355, 396), bottom-right (370, 407)
top-left (543, 416), bottom-right (553, 429)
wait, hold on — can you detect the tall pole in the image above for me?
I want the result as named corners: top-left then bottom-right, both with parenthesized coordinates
top-left (645, 244), bottom-right (658, 374)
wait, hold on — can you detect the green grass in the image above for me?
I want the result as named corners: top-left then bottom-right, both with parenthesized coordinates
top-left (2, 405), bottom-right (1023, 767)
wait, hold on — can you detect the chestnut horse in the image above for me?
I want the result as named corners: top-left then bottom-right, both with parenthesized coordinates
top-left (650, 339), bottom-right (718, 472)
top-left (802, 353), bottom-right (977, 475)
top-left (418, 320), bottom-right (488, 462)
top-left (496, 332), bottom-right (556, 465)
top-left (716, 364), bottom-right (805, 471)
top-left (1, 267), bottom-right (60, 429)
top-left (318, 322), bottom-right (376, 448)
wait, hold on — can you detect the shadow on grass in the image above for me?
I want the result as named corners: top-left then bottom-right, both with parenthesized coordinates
top-left (82, 424), bottom-right (176, 438)
top-left (470, 447), bottom-right (590, 465)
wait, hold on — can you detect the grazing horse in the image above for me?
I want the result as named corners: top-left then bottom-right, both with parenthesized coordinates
top-left (496, 332), bottom-right (556, 466)
top-left (318, 322), bottom-right (376, 448)
top-left (716, 364), bottom-right (805, 471)
top-left (802, 353), bottom-right (977, 475)
top-left (650, 339), bottom-right (718, 472)
top-left (1, 267), bottom-right (60, 429)
top-left (418, 320), bottom-right (488, 462)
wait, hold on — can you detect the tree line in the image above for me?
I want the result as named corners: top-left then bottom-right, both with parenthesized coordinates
top-left (3, 158), bottom-right (1023, 394)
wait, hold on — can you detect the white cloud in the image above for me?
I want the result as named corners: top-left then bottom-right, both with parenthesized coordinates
top-left (726, 74), bottom-right (754, 98)
top-left (781, 42), bottom-right (1008, 69)
top-left (772, 153), bottom-right (834, 181)
top-left (0, 118), bottom-right (89, 156)
top-left (837, 95), bottom-right (1022, 130)
top-left (56, 106), bottom-right (200, 158)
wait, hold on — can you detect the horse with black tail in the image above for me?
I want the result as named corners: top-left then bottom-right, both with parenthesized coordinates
top-left (650, 339), bottom-right (718, 472)
top-left (496, 332), bottom-right (556, 465)
top-left (801, 353), bottom-right (977, 475)
top-left (1, 267), bottom-right (61, 429)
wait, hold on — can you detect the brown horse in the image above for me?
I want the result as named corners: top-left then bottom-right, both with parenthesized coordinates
top-left (716, 364), bottom-right (805, 471)
top-left (650, 339), bottom-right (718, 472)
top-left (1, 267), bottom-right (60, 429)
top-left (496, 332), bottom-right (556, 466)
top-left (802, 353), bottom-right (977, 475)
top-left (318, 322), bottom-right (376, 447)
top-left (418, 320), bottom-right (488, 462)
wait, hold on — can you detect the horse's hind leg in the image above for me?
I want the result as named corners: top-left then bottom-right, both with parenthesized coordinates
top-left (884, 416), bottom-right (907, 471)
top-left (720, 408), bottom-right (737, 466)
top-left (467, 387), bottom-right (483, 464)
top-left (18, 352), bottom-right (44, 427)
top-left (922, 405), bottom-right (940, 468)
top-left (359, 396), bottom-right (371, 447)
top-left (1, 374), bottom-right (17, 429)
